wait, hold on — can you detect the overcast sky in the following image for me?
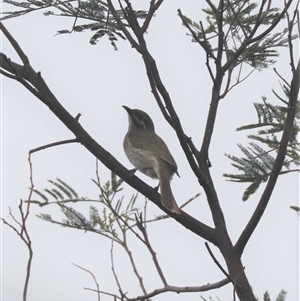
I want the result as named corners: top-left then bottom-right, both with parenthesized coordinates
top-left (1, 1), bottom-right (299, 301)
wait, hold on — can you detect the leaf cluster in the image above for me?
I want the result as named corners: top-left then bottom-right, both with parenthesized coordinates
top-left (35, 174), bottom-right (139, 240)
top-left (263, 290), bottom-right (287, 301)
top-left (1, 0), bottom-right (148, 50)
top-left (181, 1), bottom-right (296, 70)
top-left (224, 85), bottom-right (299, 201)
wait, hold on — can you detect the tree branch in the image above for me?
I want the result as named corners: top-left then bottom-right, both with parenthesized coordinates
top-left (29, 138), bottom-right (79, 154)
top-left (0, 154), bottom-right (35, 301)
top-left (106, 0), bottom-right (141, 52)
top-left (72, 263), bottom-right (101, 301)
top-left (135, 213), bottom-right (167, 286)
top-left (124, 279), bottom-right (230, 301)
top-left (235, 59), bottom-right (300, 254)
top-left (139, 0), bottom-right (164, 34)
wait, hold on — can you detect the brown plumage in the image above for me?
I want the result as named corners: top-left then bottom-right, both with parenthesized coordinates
top-left (123, 106), bottom-right (180, 214)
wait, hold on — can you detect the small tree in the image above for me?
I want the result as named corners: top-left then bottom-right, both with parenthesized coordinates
top-left (1, 1), bottom-right (299, 300)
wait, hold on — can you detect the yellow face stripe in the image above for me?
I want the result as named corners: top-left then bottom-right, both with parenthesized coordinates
top-left (133, 113), bottom-right (145, 128)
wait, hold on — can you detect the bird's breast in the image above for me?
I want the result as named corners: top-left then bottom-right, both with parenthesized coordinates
top-left (124, 145), bottom-right (159, 179)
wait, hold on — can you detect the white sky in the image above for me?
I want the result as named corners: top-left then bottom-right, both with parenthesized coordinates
top-left (1, 1), bottom-right (299, 301)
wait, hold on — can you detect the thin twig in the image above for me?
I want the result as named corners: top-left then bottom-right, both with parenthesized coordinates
top-left (220, 69), bottom-right (255, 98)
top-left (135, 213), bottom-right (167, 286)
top-left (204, 242), bottom-right (234, 284)
top-left (29, 138), bottom-right (79, 154)
top-left (123, 241), bottom-right (148, 295)
top-left (177, 9), bottom-right (217, 61)
top-left (22, 155), bottom-right (35, 300)
top-left (273, 68), bottom-right (291, 87)
top-left (1, 155), bottom-right (35, 301)
top-left (285, 0), bottom-right (299, 73)
top-left (84, 287), bottom-right (122, 300)
top-left (70, 0), bottom-right (81, 33)
top-left (227, 1), bottom-right (248, 38)
top-left (200, 20), bottom-right (216, 84)
top-left (72, 263), bottom-right (101, 301)
top-left (106, 0), bottom-right (141, 51)
top-left (110, 241), bottom-right (125, 297)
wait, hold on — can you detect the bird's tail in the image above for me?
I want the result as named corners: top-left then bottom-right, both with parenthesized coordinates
top-left (159, 175), bottom-right (181, 214)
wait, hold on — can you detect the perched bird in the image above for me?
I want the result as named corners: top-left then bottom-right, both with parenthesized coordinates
top-left (123, 106), bottom-right (181, 214)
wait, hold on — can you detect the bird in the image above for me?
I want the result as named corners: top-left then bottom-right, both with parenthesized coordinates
top-left (122, 106), bottom-right (181, 214)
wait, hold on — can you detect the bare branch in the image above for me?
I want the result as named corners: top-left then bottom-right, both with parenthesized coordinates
top-left (135, 213), bottom-right (167, 286)
top-left (72, 263), bottom-right (101, 301)
top-left (85, 278), bottom-right (230, 301)
top-left (123, 240), bottom-right (147, 294)
top-left (110, 241), bottom-right (125, 297)
top-left (177, 9), bottom-right (217, 62)
top-left (1, 154), bottom-right (35, 301)
top-left (125, 280), bottom-right (230, 301)
top-left (84, 287), bottom-right (122, 300)
top-left (220, 68), bottom-right (255, 99)
top-left (273, 67), bottom-right (291, 87)
top-left (29, 138), bottom-right (79, 154)
top-left (200, 20), bottom-right (216, 84)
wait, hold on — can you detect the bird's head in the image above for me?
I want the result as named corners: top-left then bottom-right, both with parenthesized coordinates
top-left (123, 106), bottom-right (155, 132)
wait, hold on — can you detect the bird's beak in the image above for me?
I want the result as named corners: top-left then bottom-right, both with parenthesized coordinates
top-left (122, 105), bottom-right (132, 114)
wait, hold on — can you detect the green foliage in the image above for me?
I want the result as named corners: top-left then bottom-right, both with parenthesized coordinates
top-left (181, 1), bottom-right (296, 70)
top-left (263, 290), bottom-right (287, 301)
top-left (224, 85), bottom-right (299, 201)
top-left (290, 205), bottom-right (300, 215)
top-left (59, 203), bottom-right (94, 230)
top-left (200, 296), bottom-right (222, 301)
top-left (31, 178), bottom-right (84, 205)
top-left (35, 173), bottom-right (139, 241)
top-left (1, 0), bottom-right (147, 50)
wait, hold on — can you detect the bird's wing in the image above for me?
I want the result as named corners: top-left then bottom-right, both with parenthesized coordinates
top-left (128, 130), bottom-right (178, 171)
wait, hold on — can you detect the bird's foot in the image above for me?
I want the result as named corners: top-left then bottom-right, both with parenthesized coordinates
top-left (129, 168), bottom-right (137, 178)
top-left (153, 184), bottom-right (160, 192)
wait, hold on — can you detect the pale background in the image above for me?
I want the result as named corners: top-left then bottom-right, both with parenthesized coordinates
top-left (1, 1), bottom-right (299, 300)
